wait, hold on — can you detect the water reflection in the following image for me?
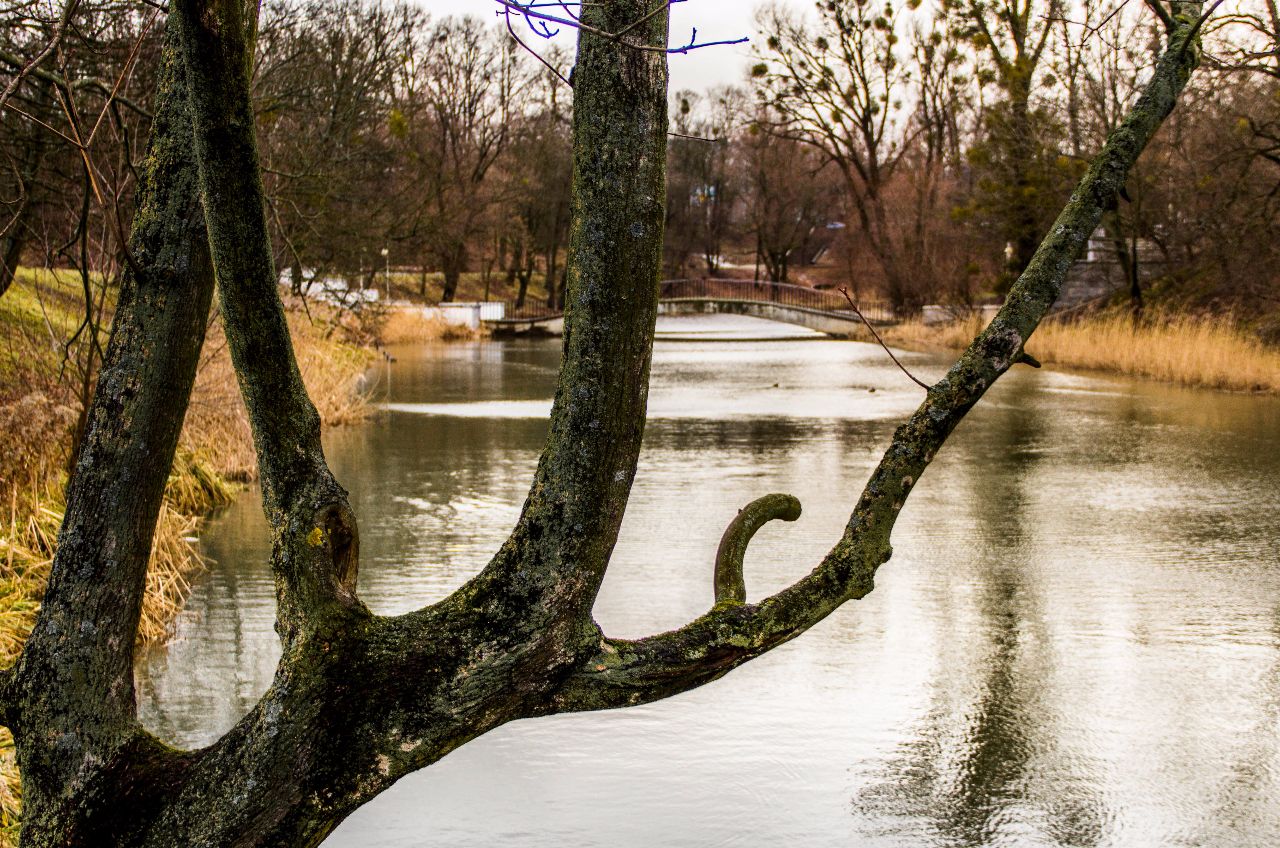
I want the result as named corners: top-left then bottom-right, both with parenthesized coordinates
top-left (137, 315), bottom-right (1280, 847)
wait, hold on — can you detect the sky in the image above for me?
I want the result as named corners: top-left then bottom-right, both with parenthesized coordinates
top-left (424, 0), bottom-right (810, 92)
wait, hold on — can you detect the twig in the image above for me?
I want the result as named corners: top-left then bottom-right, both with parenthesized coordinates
top-left (1180, 0), bottom-right (1226, 58)
top-left (838, 287), bottom-right (930, 390)
top-left (494, 0), bottom-right (747, 55)
top-left (614, 0), bottom-right (679, 39)
top-left (0, 0), bottom-right (81, 116)
top-left (666, 130), bottom-right (723, 142)
top-left (0, 48), bottom-right (153, 118)
top-left (1143, 0), bottom-right (1175, 31)
top-left (503, 9), bottom-right (573, 88)
top-left (84, 6), bottom-right (160, 149)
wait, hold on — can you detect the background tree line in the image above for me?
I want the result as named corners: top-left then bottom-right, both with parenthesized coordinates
top-left (2, 0), bottom-right (1279, 333)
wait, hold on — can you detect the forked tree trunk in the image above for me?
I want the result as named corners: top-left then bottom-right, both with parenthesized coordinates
top-left (0, 3), bottom-right (1204, 845)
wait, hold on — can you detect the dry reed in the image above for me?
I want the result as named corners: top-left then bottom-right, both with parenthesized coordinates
top-left (377, 307), bottom-right (483, 345)
top-left (884, 311), bottom-right (1280, 394)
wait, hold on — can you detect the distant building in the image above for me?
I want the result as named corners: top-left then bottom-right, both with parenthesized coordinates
top-left (1058, 228), bottom-right (1166, 308)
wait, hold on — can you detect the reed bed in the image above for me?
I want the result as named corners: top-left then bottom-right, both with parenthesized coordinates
top-left (0, 281), bottom-right (377, 842)
top-left (884, 311), bottom-right (1280, 394)
top-left (377, 307), bottom-right (483, 345)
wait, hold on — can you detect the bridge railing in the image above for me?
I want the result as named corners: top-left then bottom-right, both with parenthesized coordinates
top-left (496, 278), bottom-right (896, 323)
top-left (660, 278), bottom-right (896, 323)
top-left (502, 300), bottom-right (561, 320)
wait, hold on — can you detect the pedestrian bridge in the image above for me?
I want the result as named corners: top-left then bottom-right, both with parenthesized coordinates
top-left (485, 279), bottom-right (896, 338)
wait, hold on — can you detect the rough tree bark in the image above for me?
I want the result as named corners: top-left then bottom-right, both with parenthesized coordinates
top-left (1, 22), bottom-right (216, 844)
top-left (0, 2), bottom-right (1204, 845)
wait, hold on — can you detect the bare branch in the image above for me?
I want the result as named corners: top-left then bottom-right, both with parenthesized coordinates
top-left (838, 287), bottom-right (930, 390)
top-left (546, 2), bottom-right (1208, 716)
top-left (0, 0), bottom-right (81, 116)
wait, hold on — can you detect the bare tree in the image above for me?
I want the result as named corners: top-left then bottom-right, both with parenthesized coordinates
top-left (753, 1), bottom-right (916, 302)
top-left (741, 114), bottom-right (836, 284)
top-left (252, 0), bottom-right (413, 297)
top-left (666, 87), bottom-right (744, 277)
top-left (394, 16), bottom-right (525, 302)
top-left (946, 0), bottom-right (1067, 287)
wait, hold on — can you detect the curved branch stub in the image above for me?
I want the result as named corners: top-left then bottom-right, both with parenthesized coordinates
top-left (714, 494), bottom-right (802, 605)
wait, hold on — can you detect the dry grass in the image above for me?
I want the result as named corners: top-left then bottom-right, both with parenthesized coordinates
top-left (884, 311), bottom-right (1280, 394)
top-left (0, 279), bottom-right (378, 842)
top-left (183, 311), bottom-right (377, 479)
top-left (376, 307), bottom-right (483, 345)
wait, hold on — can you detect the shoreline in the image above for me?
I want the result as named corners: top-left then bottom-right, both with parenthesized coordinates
top-left (0, 296), bottom-right (469, 839)
top-left (1, 302), bottom-right (1273, 837)
top-left (881, 312), bottom-right (1280, 395)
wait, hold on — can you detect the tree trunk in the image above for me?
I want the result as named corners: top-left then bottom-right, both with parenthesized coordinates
top-left (0, 231), bottom-right (23, 297)
top-left (1004, 76), bottom-right (1041, 288)
top-left (5, 18), bottom-right (216, 844)
top-left (1104, 210), bottom-right (1144, 320)
top-left (763, 248), bottom-right (789, 283)
top-left (505, 235), bottom-right (519, 285)
top-left (440, 243), bottom-right (465, 302)
top-left (0, 79), bottom-right (54, 301)
top-left (515, 241), bottom-right (534, 309)
top-left (1127, 233), bottom-right (1144, 320)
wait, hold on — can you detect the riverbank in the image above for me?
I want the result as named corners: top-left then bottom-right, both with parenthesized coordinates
top-left (883, 311), bottom-right (1280, 394)
top-left (0, 270), bottom-right (381, 838)
top-left (377, 306), bottom-right (484, 345)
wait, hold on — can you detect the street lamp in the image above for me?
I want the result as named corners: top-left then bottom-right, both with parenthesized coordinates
top-left (380, 247), bottom-right (390, 304)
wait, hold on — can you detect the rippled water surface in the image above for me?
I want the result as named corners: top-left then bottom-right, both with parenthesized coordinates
top-left (138, 315), bottom-right (1280, 847)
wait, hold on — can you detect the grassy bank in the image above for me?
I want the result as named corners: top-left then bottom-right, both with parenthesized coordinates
top-left (884, 311), bottom-right (1280, 394)
top-left (0, 269), bottom-right (377, 839)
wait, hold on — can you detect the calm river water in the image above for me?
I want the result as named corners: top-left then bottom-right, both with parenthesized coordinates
top-left (138, 315), bottom-right (1280, 848)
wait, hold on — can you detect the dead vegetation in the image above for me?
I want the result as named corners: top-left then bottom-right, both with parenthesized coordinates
top-left (375, 307), bottom-right (484, 345)
top-left (884, 311), bottom-right (1280, 394)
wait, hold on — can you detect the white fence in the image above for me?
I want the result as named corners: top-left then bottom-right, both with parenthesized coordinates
top-left (430, 302), bottom-right (506, 329)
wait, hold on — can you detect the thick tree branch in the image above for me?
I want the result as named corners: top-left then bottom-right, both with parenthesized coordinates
top-left (9, 18), bottom-right (215, 839)
top-left (172, 0), bottom-right (364, 632)
top-left (545, 2), bottom-right (1206, 715)
top-left (454, 0), bottom-right (671, 633)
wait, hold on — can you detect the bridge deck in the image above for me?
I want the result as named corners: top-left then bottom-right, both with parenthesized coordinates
top-left (486, 279), bottom-right (896, 337)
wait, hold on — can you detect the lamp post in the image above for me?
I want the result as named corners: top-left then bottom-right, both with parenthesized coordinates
top-left (380, 247), bottom-right (390, 304)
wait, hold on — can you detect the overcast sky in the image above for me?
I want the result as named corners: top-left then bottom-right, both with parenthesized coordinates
top-left (425, 0), bottom-right (808, 92)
